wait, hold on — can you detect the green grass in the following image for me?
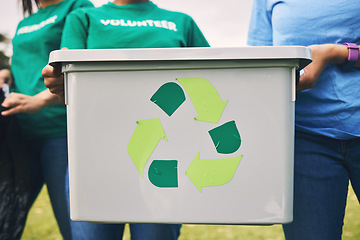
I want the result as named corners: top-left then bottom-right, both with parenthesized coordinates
top-left (21, 185), bottom-right (360, 240)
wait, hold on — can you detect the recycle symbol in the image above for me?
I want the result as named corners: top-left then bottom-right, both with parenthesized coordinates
top-left (127, 78), bottom-right (243, 192)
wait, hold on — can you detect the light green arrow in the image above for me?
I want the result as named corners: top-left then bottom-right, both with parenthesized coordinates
top-left (177, 78), bottom-right (228, 123)
top-left (185, 153), bottom-right (242, 192)
top-left (127, 118), bottom-right (168, 177)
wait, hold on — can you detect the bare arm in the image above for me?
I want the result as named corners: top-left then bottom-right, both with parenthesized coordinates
top-left (297, 44), bottom-right (359, 92)
top-left (1, 88), bottom-right (61, 116)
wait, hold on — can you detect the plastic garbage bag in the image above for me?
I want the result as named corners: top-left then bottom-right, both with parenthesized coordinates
top-left (0, 86), bottom-right (32, 240)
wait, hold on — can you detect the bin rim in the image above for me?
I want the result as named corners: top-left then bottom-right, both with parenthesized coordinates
top-left (49, 46), bottom-right (312, 70)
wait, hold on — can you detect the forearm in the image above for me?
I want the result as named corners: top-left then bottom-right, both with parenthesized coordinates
top-left (324, 44), bottom-right (360, 68)
top-left (34, 88), bottom-right (62, 108)
top-left (1, 89), bottom-right (62, 116)
top-left (297, 43), bottom-right (359, 92)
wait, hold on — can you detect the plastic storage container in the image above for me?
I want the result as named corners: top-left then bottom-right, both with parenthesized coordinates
top-left (49, 46), bottom-right (311, 224)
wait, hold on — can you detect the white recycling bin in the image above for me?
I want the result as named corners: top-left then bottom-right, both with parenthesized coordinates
top-left (49, 46), bottom-right (311, 224)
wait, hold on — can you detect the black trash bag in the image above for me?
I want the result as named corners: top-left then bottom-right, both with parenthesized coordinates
top-left (0, 89), bottom-right (32, 240)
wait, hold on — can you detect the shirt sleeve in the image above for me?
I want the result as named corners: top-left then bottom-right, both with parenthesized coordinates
top-left (61, 10), bottom-right (89, 49)
top-left (247, 0), bottom-right (274, 46)
top-left (185, 16), bottom-right (210, 47)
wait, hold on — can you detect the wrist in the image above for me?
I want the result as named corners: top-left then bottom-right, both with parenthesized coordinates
top-left (36, 89), bottom-right (61, 107)
top-left (342, 43), bottom-right (359, 70)
top-left (325, 44), bottom-right (349, 65)
top-left (45, 94), bottom-right (59, 107)
top-left (33, 93), bottom-right (49, 109)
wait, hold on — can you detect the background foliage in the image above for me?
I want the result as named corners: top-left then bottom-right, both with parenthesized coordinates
top-left (22, 185), bottom-right (360, 240)
top-left (0, 33), bottom-right (10, 69)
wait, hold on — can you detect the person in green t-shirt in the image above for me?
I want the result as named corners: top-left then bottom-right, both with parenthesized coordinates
top-left (1, 0), bottom-right (93, 239)
top-left (43, 0), bottom-right (209, 103)
top-left (60, 0), bottom-right (209, 49)
top-left (42, 1), bottom-right (209, 239)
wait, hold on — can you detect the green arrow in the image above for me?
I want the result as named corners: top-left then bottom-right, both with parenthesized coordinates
top-left (148, 160), bottom-right (178, 188)
top-left (127, 118), bottom-right (168, 177)
top-left (185, 153), bottom-right (242, 192)
top-left (177, 78), bottom-right (228, 123)
top-left (150, 82), bottom-right (186, 117)
top-left (208, 120), bottom-right (241, 154)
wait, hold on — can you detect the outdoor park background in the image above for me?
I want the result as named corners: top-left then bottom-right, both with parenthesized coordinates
top-left (21, 186), bottom-right (360, 239)
top-left (0, 0), bottom-right (359, 239)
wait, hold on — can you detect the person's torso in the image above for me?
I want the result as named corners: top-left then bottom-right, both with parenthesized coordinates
top-left (11, 0), bottom-right (93, 139)
top-left (252, 0), bottom-right (360, 139)
top-left (66, 2), bottom-right (207, 49)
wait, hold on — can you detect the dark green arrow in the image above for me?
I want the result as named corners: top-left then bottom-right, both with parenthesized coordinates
top-left (150, 82), bottom-right (186, 117)
top-left (208, 120), bottom-right (241, 154)
top-left (148, 160), bottom-right (178, 188)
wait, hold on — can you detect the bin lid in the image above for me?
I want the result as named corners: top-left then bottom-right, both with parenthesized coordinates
top-left (49, 46), bottom-right (312, 69)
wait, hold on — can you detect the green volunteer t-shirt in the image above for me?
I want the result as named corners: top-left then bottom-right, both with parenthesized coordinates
top-left (11, 0), bottom-right (93, 140)
top-left (61, 1), bottom-right (209, 49)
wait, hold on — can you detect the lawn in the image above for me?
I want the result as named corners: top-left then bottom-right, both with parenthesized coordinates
top-left (21, 185), bottom-right (360, 240)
